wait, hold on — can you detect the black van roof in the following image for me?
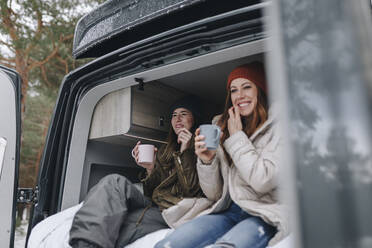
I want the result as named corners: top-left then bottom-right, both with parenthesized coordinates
top-left (72, 0), bottom-right (259, 59)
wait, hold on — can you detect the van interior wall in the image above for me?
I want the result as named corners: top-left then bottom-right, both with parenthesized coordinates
top-left (80, 140), bottom-right (142, 201)
top-left (82, 53), bottom-right (265, 198)
top-left (159, 53), bottom-right (265, 121)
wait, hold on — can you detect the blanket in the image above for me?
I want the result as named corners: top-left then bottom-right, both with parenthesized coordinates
top-left (27, 204), bottom-right (293, 248)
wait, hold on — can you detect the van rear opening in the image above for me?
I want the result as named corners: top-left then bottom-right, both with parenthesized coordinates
top-left (62, 40), bottom-right (265, 207)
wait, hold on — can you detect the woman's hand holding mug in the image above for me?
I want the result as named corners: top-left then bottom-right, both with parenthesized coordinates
top-left (194, 128), bottom-right (217, 164)
top-left (132, 141), bottom-right (157, 175)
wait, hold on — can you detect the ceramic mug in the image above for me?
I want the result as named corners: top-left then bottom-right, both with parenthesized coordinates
top-left (199, 124), bottom-right (221, 150)
top-left (132, 144), bottom-right (155, 164)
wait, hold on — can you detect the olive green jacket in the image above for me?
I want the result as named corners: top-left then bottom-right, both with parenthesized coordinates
top-left (140, 145), bottom-right (204, 210)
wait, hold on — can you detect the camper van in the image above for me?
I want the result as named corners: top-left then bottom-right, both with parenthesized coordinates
top-left (2, 0), bottom-right (372, 247)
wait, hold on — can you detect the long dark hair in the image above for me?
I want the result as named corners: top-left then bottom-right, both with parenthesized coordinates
top-left (159, 111), bottom-right (200, 162)
top-left (217, 87), bottom-right (268, 165)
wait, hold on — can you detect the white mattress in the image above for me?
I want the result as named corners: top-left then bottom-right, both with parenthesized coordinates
top-left (27, 204), bottom-right (294, 248)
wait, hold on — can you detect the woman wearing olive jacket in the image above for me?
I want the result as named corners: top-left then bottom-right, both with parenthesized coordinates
top-left (156, 62), bottom-right (289, 248)
top-left (69, 96), bottom-right (205, 248)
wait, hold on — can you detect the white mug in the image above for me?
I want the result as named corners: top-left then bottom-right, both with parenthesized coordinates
top-left (132, 144), bottom-right (155, 164)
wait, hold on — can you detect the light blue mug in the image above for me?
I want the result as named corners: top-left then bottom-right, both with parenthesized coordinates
top-left (199, 124), bottom-right (221, 150)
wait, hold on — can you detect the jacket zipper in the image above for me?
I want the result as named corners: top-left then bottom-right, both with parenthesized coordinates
top-left (177, 155), bottom-right (188, 188)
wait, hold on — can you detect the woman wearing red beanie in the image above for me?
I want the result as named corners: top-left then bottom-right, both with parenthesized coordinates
top-left (155, 62), bottom-right (289, 248)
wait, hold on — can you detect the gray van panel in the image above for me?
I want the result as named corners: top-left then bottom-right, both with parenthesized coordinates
top-left (0, 70), bottom-right (19, 248)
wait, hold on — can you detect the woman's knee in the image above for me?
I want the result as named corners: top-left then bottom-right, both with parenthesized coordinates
top-left (213, 217), bottom-right (276, 248)
top-left (98, 174), bottom-right (130, 187)
top-left (87, 174), bottom-right (133, 197)
top-left (100, 173), bottom-right (125, 183)
top-left (154, 214), bottom-right (232, 248)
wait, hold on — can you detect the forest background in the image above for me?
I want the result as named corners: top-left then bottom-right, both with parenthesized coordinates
top-left (0, 0), bottom-right (105, 222)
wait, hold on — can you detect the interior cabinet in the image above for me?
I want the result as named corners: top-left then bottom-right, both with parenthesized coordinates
top-left (89, 81), bottom-right (186, 146)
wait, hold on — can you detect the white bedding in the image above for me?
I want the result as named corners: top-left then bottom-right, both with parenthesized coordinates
top-left (27, 203), bottom-right (83, 248)
top-left (27, 204), bottom-right (294, 248)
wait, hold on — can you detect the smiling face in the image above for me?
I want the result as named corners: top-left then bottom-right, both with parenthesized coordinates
top-left (171, 107), bottom-right (194, 135)
top-left (230, 78), bottom-right (258, 117)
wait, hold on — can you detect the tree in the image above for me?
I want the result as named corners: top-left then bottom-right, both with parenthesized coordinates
top-left (0, 0), bottom-right (104, 216)
top-left (0, 0), bottom-right (104, 109)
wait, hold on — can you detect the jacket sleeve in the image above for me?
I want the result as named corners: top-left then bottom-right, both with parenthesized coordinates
top-left (196, 155), bottom-right (223, 201)
top-left (224, 128), bottom-right (281, 195)
top-left (140, 158), bottom-right (163, 198)
top-left (173, 149), bottom-right (202, 197)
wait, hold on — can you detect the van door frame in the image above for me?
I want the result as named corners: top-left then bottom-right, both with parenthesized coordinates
top-left (0, 66), bottom-right (22, 248)
top-left (30, 3), bottom-right (268, 230)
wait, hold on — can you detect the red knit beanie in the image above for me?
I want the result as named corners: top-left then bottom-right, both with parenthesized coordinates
top-left (227, 62), bottom-right (267, 94)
